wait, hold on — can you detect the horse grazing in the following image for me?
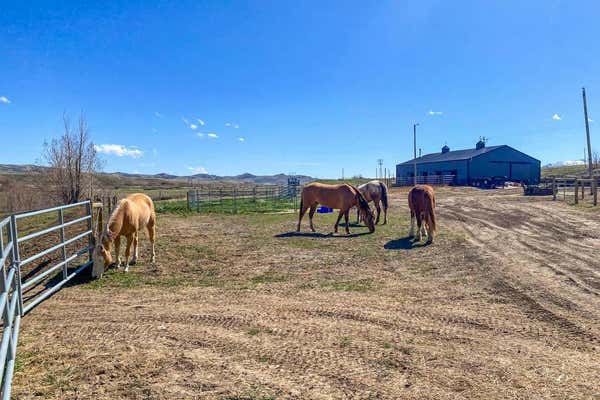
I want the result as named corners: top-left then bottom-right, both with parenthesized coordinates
top-left (92, 193), bottom-right (156, 278)
top-left (297, 183), bottom-right (375, 234)
top-left (355, 180), bottom-right (389, 225)
top-left (408, 185), bottom-right (436, 244)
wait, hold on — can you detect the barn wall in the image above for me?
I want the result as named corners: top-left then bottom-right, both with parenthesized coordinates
top-left (470, 146), bottom-right (541, 184)
top-left (397, 160), bottom-right (469, 184)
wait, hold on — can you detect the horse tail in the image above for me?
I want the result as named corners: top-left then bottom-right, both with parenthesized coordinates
top-left (298, 197), bottom-right (303, 215)
top-left (379, 182), bottom-right (388, 210)
top-left (425, 190), bottom-right (436, 233)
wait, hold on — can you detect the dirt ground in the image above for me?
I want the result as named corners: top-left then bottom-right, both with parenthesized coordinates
top-left (12, 187), bottom-right (600, 399)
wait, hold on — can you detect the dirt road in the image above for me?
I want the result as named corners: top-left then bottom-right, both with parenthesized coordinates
top-left (13, 187), bottom-right (600, 399)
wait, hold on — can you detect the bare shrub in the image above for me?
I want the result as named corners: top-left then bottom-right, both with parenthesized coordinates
top-left (42, 112), bottom-right (102, 204)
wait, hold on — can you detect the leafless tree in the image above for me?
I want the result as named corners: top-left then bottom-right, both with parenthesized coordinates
top-left (42, 112), bottom-right (102, 204)
top-left (593, 151), bottom-right (600, 171)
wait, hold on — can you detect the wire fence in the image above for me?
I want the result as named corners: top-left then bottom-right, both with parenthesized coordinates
top-left (187, 186), bottom-right (300, 214)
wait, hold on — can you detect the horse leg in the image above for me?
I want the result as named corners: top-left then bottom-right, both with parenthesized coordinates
top-left (420, 212), bottom-right (427, 237)
top-left (375, 201), bottom-right (381, 225)
top-left (425, 214), bottom-right (434, 244)
top-left (334, 209), bottom-right (344, 233)
top-left (124, 234), bottom-right (133, 272)
top-left (130, 232), bottom-right (139, 265)
top-left (297, 201), bottom-right (310, 232)
top-left (147, 221), bottom-right (156, 264)
top-left (409, 211), bottom-right (415, 237)
top-left (344, 209), bottom-right (350, 234)
top-left (114, 236), bottom-right (122, 267)
top-left (383, 202), bottom-right (387, 225)
top-left (308, 203), bottom-right (318, 232)
top-left (416, 213), bottom-right (423, 242)
top-left (356, 207), bottom-right (360, 224)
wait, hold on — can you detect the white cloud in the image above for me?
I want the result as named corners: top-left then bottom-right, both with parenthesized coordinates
top-left (207, 133), bottom-right (218, 138)
top-left (0, 96), bottom-right (11, 104)
top-left (225, 122), bottom-right (240, 128)
top-left (94, 144), bottom-right (143, 158)
top-left (154, 111), bottom-right (163, 118)
top-left (589, 118), bottom-right (594, 123)
top-left (197, 132), bottom-right (204, 138)
top-left (187, 166), bottom-right (208, 174)
top-left (196, 119), bottom-right (205, 126)
top-left (234, 124), bottom-right (239, 129)
top-left (225, 122), bottom-right (231, 127)
top-left (552, 114), bottom-right (562, 121)
top-left (428, 110), bottom-right (442, 116)
top-left (238, 137), bottom-right (245, 142)
top-left (189, 124), bottom-right (198, 130)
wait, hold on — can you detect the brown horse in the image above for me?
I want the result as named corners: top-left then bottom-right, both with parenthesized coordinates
top-left (297, 182), bottom-right (375, 234)
top-left (92, 193), bottom-right (156, 278)
top-left (408, 185), bottom-right (436, 243)
top-left (355, 180), bottom-right (389, 225)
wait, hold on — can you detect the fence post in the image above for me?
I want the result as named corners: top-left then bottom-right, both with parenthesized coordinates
top-left (9, 216), bottom-right (23, 316)
top-left (552, 178), bottom-right (556, 201)
top-left (582, 181), bottom-right (585, 200)
top-left (594, 178), bottom-right (598, 206)
top-left (196, 190), bottom-right (200, 213)
top-left (574, 179), bottom-right (579, 204)
top-left (233, 189), bottom-right (237, 214)
top-left (58, 208), bottom-right (68, 280)
top-left (187, 191), bottom-right (190, 211)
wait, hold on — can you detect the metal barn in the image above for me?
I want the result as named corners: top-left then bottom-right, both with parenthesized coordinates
top-left (396, 140), bottom-right (541, 186)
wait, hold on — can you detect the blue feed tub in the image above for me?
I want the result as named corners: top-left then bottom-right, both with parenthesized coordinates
top-left (317, 206), bottom-right (333, 213)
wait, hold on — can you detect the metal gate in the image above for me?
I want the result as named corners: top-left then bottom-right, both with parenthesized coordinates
top-left (0, 200), bottom-right (95, 399)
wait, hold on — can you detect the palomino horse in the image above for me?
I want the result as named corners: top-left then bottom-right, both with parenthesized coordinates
top-left (92, 193), bottom-right (156, 278)
top-left (408, 185), bottom-right (436, 244)
top-left (297, 183), bottom-right (375, 234)
top-left (355, 180), bottom-right (389, 225)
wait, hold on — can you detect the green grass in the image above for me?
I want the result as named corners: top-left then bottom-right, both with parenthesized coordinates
top-left (542, 164), bottom-right (588, 178)
top-left (250, 271), bottom-right (288, 285)
top-left (156, 198), bottom-right (298, 215)
top-left (82, 268), bottom-right (220, 289)
top-left (339, 336), bottom-right (352, 348)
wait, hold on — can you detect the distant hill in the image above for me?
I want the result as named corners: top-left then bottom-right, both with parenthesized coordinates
top-left (0, 164), bottom-right (313, 185)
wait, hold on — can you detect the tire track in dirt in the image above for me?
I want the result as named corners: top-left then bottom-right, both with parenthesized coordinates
top-left (439, 190), bottom-right (600, 347)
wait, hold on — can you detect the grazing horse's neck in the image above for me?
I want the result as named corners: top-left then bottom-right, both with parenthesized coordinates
top-left (107, 202), bottom-right (126, 237)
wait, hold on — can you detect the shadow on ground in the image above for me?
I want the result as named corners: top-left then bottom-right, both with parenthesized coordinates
top-left (384, 236), bottom-right (430, 250)
top-left (275, 231), bottom-right (372, 239)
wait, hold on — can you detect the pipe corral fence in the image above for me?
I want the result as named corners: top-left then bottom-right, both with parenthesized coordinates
top-left (0, 200), bottom-right (98, 399)
top-left (395, 175), bottom-right (456, 186)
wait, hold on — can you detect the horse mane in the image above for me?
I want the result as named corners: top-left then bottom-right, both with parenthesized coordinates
top-left (102, 199), bottom-right (127, 244)
top-left (349, 185), bottom-right (371, 213)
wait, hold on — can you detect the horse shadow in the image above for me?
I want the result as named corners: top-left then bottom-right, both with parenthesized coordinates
top-left (275, 231), bottom-right (371, 239)
top-left (384, 236), bottom-right (431, 250)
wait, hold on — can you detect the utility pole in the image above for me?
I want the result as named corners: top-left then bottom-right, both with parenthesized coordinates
top-left (377, 159), bottom-right (383, 181)
top-left (342, 168), bottom-right (344, 180)
top-left (413, 123), bottom-right (419, 186)
top-left (419, 148), bottom-right (422, 157)
top-left (583, 88), bottom-right (593, 178)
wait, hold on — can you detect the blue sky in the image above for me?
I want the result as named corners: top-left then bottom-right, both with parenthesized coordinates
top-left (1, 1), bottom-right (598, 178)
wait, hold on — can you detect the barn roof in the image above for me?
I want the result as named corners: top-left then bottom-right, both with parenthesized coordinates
top-left (398, 145), bottom-right (505, 166)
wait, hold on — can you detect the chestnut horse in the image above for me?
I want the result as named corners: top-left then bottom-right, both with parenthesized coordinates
top-left (408, 185), bottom-right (436, 243)
top-left (355, 180), bottom-right (388, 225)
top-left (297, 183), bottom-right (375, 234)
top-left (92, 193), bottom-right (156, 278)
